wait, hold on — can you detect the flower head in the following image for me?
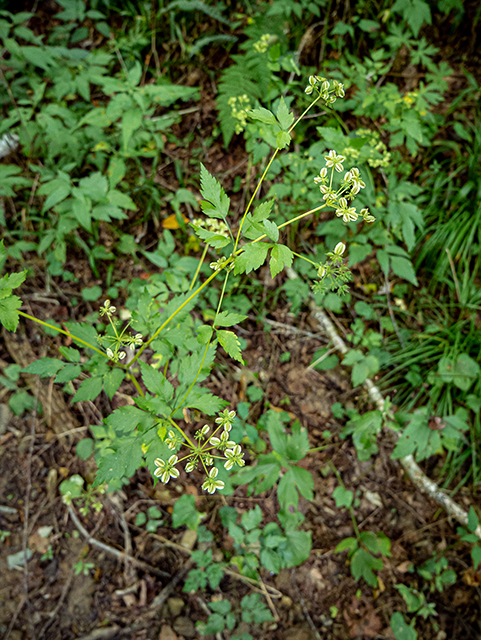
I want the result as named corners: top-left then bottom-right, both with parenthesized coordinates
top-left (100, 299), bottom-right (116, 317)
top-left (202, 467), bottom-right (225, 494)
top-left (165, 430), bottom-right (184, 451)
top-left (224, 445), bottom-right (245, 470)
top-left (215, 409), bottom-right (236, 430)
top-left (195, 424), bottom-right (210, 440)
top-left (154, 455), bottom-right (180, 484)
top-left (324, 150), bottom-right (345, 173)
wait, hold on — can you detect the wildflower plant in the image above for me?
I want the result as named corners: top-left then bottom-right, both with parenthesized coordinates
top-left (151, 409), bottom-right (244, 494)
top-left (1, 73), bottom-right (374, 499)
top-left (97, 300), bottom-right (143, 363)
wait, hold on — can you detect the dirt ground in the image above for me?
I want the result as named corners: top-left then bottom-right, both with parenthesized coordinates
top-left (1, 301), bottom-right (481, 640)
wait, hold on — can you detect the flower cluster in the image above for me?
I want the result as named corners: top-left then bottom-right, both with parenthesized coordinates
top-left (97, 300), bottom-right (143, 363)
top-left (152, 408), bottom-right (245, 494)
top-left (253, 33), bottom-right (275, 53)
top-left (313, 152), bottom-right (375, 225)
top-left (227, 94), bottom-right (251, 134)
top-left (355, 129), bottom-right (391, 168)
top-left (305, 76), bottom-right (345, 104)
top-left (192, 217), bottom-right (230, 238)
top-left (314, 242), bottom-right (353, 296)
top-left (209, 256), bottom-right (234, 272)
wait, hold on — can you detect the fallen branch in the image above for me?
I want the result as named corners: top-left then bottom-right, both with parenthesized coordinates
top-left (286, 267), bottom-right (481, 539)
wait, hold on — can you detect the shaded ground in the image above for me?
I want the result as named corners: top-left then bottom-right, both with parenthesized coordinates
top-left (1, 4), bottom-right (481, 638)
top-left (1, 298), bottom-right (480, 640)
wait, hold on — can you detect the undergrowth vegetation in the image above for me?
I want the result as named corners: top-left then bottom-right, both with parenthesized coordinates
top-left (1, 0), bottom-right (480, 638)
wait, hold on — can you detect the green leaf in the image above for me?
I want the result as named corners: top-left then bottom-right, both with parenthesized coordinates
top-left (214, 311), bottom-right (247, 327)
top-left (0, 295), bottom-right (23, 331)
top-left (241, 505), bottom-right (262, 531)
top-left (0, 270), bottom-right (27, 294)
top-left (335, 537), bottom-right (358, 553)
top-left (291, 466), bottom-right (314, 501)
top-left (76, 438), bottom-right (94, 460)
top-left (468, 506), bottom-right (479, 533)
top-left (38, 179), bottom-right (71, 211)
top-left (186, 390), bottom-right (225, 415)
top-left (200, 164), bottom-right (230, 219)
top-left (78, 172), bottom-right (108, 202)
top-left (376, 248), bottom-right (390, 276)
top-left (332, 485), bottom-right (353, 508)
top-left (140, 361), bottom-right (174, 402)
top-left (194, 226), bottom-right (230, 249)
top-left (390, 256), bottom-right (418, 285)
top-left (252, 200), bottom-right (274, 222)
top-left (172, 494), bottom-right (201, 530)
top-left (249, 107), bottom-right (277, 125)
top-left (276, 130), bottom-right (291, 149)
top-left (262, 219), bottom-right (279, 243)
top-left (351, 355), bottom-right (380, 387)
top-left (217, 330), bottom-right (243, 362)
top-left (284, 529), bottom-right (312, 566)
top-left (105, 405), bottom-right (154, 433)
top-left (269, 244), bottom-right (293, 278)
top-left (63, 321), bottom-right (99, 351)
top-left (163, 0), bottom-right (229, 25)
top-left (55, 364), bottom-right (82, 383)
top-left (82, 286), bottom-right (102, 301)
top-left (472, 545), bottom-right (481, 570)
top-left (351, 547), bottom-right (383, 586)
top-left (22, 357), bottom-right (64, 378)
top-left (0, 166), bottom-right (31, 197)
top-left (94, 437), bottom-right (143, 485)
top-left (122, 107), bottom-right (143, 149)
top-left (107, 157), bottom-right (126, 189)
top-left (276, 97), bottom-right (294, 130)
top-left (348, 243), bottom-right (372, 267)
top-left (452, 354), bottom-right (480, 391)
top-left (135, 512), bottom-right (147, 526)
top-left (390, 612), bottom-right (417, 640)
top-left (58, 346), bottom-right (81, 362)
top-left (73, 376), bottom-right (104, 402)
top-left (234, 242), bottom-right (271, 275)
top-left (278, 469), bottom-right (299, 508)
top-left (197, 324), bottom-right (214, 343)
top-left (103, 368), bottom-right (125, 400)
top-left (234, 456), bottom-right (281, 493)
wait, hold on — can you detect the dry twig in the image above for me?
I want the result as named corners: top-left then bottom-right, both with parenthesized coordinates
top-left (286, 267), bottom-right (481, 539)
top-left (68, 506), bottom-right (170, 578)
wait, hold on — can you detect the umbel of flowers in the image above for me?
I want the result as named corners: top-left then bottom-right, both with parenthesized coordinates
top-left (153, 409), bottom-right (245, 494)
top-left (312, 147), bottom-right (376, 295)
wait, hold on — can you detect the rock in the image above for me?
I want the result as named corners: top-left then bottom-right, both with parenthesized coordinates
top-left (167, 597), bottom-right (185, 617)
top-left (180, 529), bottom-right (197, 551)
top-left (173, 616), bottom-right (196, 638)
top-left (0, 404), bottom-right (11, 435)
top-left (158, 625), bottom-right (178, 640)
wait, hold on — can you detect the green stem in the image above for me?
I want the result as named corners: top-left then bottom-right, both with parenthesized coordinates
top-left (288, 92), bottom-right (323, 133)
top-left (129, 269), bottom-right (220, 368)
top-left (18, 311), bottom-right (106, 357)
top-left (234, 93), bottom-right (324, 253)
top-left (189, 245), bottom-right (209, 291)
top-left (240, 204), bottom-right (326, 249)
top-left (234, 149), bottom-right (280, 252)
top-left (168, 417), bottom-right (195, 449)
top-left (291, 251), bottom-right (318, 267)
top-left (170, 271), bottom-right (231, 417)
top-left (127, 372), bottom-right (145, 397)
